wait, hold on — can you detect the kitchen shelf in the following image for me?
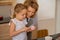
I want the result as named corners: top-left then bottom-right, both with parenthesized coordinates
top-left (0, 0), bottom-right (12, 5)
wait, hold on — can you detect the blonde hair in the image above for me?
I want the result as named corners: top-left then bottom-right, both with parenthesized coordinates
top-left (11, 3), bottom-right (27, 18)
top-left (24, 0), bottom-right (39, 17)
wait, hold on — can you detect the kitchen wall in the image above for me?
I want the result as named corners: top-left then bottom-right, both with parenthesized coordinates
top-left (38, 0), bottom-right (56, 20)
top-left (0, 5), bottom-right (11, 17)
top-left (37, 0), bottom-right (56, 35)
top-left (56, 0), bottom-right (60, 33)
top-left (16, 0), bottom-right (25, 3)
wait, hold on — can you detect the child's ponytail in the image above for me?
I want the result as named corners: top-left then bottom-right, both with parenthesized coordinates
top-left (11, 12), bottom-right (16, 19)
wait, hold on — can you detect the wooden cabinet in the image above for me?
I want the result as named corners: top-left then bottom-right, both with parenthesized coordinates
top-left (32, 30), bottom-right (37, 39)
top-left (0, 23), bottom-right (12, 40)
top-left (0, 0), bottom-right (12, 2)
top-left (0, 0), bottom-right (16, 5)
top-left (0, 0), bottom-right (12, 5)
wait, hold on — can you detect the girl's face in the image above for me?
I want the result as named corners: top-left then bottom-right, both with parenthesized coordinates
top-left (16, 9), bottom-right (27, 21)
top-left (27, 6), bottom-right (35, 18)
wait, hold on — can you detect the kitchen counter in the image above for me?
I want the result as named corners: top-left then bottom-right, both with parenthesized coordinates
top-left (0, 17), bottom-right (10, 24)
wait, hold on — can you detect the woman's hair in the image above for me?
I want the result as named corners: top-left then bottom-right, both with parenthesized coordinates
top-left (24, 0), bottom-right (39, 17)
top-left (24, 0), bottom-right (37, 4)
top-left (11, 3), bottom-right (27, 18)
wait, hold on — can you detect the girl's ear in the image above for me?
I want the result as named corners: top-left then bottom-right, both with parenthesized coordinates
top-left (14, 12), bottom-right (17, 14)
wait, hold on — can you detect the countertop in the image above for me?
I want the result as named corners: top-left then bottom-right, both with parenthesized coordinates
top-left (0, 17), bottom-right (10, 24)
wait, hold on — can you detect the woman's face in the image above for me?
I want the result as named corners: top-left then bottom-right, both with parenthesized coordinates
top-left (27, 6), bottom-right (35, 18)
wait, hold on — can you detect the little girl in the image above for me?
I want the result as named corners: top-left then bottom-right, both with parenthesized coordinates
top-left (9, 3), bottom-right (30, 40)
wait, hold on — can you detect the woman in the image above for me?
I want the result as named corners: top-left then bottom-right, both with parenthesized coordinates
top-left (24, 0), bottom-right (39, 40)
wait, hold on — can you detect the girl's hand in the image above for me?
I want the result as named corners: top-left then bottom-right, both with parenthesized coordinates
top-left (22, 27), bottom-right (30, 32)
top-left (25, 27), bottom-right (31, 32)
top-left (26, 26), bottom-right (36, 32)
top-left (25, 26), bottom-right (36, 32)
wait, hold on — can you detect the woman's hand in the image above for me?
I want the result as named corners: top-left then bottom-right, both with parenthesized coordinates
top-left (26, 26), bottom-right (36, 32)
top-left (22, 27), bottom-right (31, 32)
top-left (30, 26), bottom-right (36, 31)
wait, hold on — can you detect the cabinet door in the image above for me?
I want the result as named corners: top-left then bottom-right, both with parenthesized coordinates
top-left (0, 0), bottom-right (12, 5)
top-left (32, 30), bottom-right (37, 39)
top-left (0, 23), bottom-right (12, 40)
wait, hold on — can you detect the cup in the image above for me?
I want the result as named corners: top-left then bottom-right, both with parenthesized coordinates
top-left (45, 36), bottom-right (52, 40)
